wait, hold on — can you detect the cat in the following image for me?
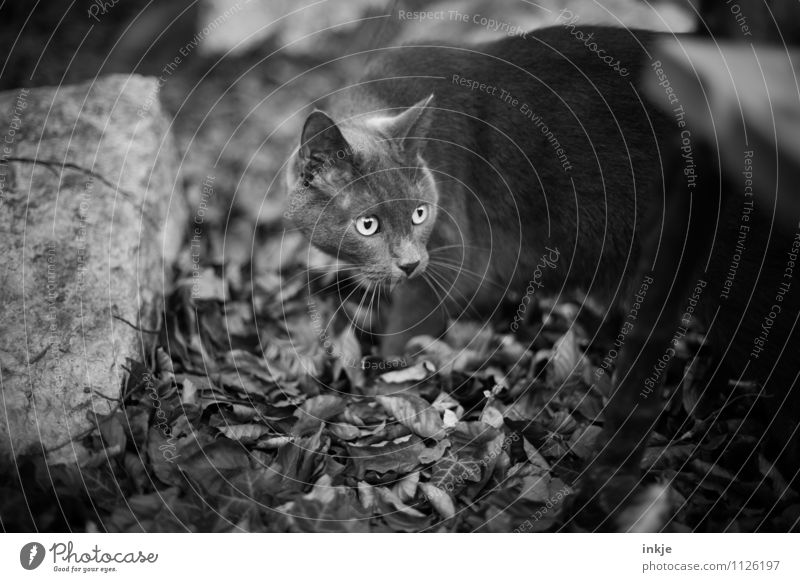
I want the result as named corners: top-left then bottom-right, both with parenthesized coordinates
top-left (286, 25), bottom-right (672, 357)
top-left (285, 23), bottom-right (800, 500)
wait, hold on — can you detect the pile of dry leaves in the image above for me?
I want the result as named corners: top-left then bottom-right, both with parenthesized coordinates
top-left (3, 237), bottom-right (797, 532)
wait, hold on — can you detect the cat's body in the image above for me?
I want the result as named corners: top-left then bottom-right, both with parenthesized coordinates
top-left (287, 25), bottom-right (800, 483)
top-left (290, 25), bottom-right (671, 355)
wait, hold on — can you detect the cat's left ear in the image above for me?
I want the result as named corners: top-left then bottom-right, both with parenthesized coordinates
top-left (385, 94), bottom-right (435, 158)
top-left (299, 110), bottom-right (352, 163)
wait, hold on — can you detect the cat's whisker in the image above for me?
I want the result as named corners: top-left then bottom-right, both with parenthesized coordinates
top-left (282, 264), bottom-right (364, 288)
top-left (428, 244), bottom-right (489, 254)
top-left (317, 280), bottom-right (364, 340)
top-left (426, 260), bottom-right (502, 289)
top-left (377, 281), bottom-right (387, 316)
top-left (423, 273), bottom-right (466, 321)
top-left (366, 283), bottom-right (381, 331)
top-left (285, 263), bottom-right (363, 279)
top-left (303, 269), bottom-right (363, 286)
top-left (283, 269), bottom-right (338, 290)
top-left (279, 270), bottom-right (356, 295)
top-left (352, 279), bottom-right (375, 330)
top-left (421, 269), bottom-right (455, 307)
top-left (304, 260), bottom-right (363, 272)
top-left (425, 267), bottom-right (491, 290)
top-left (296, 271), bottom-right (362, 285)
top-left (426, 258), bottom-right (484, 276)
top-left (425, 267), bottom-right (482, 319)
top-left (278, 224), bottom-right (313, 235)
top-left (419, 272), bottom-right (449, 316)
top-left (315, 278), bottom-right (361, 296)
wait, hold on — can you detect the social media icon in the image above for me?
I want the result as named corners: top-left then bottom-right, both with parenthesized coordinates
top-left (20, 542), bottom-right (46, 570)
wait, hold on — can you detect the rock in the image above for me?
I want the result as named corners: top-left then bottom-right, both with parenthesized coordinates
top-left (0, 75), bottom-right (186, 465)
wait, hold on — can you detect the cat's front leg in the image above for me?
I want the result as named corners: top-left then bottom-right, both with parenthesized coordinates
top-left (379, 277), bottom-right (448, 360)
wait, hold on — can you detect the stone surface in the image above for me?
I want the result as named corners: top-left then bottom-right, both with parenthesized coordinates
top-left (0, 75), bottom-right (186, 465)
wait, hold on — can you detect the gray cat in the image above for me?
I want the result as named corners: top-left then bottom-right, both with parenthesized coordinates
top-left (286, 22), bottom-right (800, 507)
top-left (286, 25), bottom-right (669, 357)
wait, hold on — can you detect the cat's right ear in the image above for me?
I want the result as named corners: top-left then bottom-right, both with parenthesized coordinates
top-left (300, 110), bottom-right (351, 163)
top-left (378, 94), bottom-right (435, 158)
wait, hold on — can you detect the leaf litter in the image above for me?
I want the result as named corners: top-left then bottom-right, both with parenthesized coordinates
top-left (5, 256), bottom-right (798, 533)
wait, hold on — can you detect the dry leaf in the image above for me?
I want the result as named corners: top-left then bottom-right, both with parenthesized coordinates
top-left (377, 394), bottom-right (445, 439)
top-left (379, 361), bottom-right (435, 384)
top-left (394, 471), bottom-right (420, 502)
top-left (480, 405), bottom-right (505, 429)
top-left (419, 482), bottom-right (456, 520)
top-left (217, 424), bottom-right (272, 444)
top-left (548, 329), bottom-right (586, 385)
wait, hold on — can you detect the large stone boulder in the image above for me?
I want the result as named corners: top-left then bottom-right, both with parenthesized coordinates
top-left (0, 75), bottom-right (186, 465)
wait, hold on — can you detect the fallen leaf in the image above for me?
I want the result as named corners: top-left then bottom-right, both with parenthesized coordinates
top-left (617, 483), bottom-right (673, 533)
top-left (257, 436), bottom-right (293, 449)
top-left (419, 482), bottom-right (456, 520)
top-left (282, 490), bottom-right (371, 532)
top-left (179, 439), bottom-right (252, 494)
top-left (192, 268), bottom-right (226, 301)
top-left (93, 412), bottom-right (126, 457)
top-left (548, 329), bottom-right (586, 385)
top-left (394, 471), bottom-right (420, 502)
top-left (304, 474), bottom-right (337, 504)
top-left (377, 394), bottom-right (444, 439)
top-left (523, 439), bottom-right (551, 472)
top-left (358, 481), bottom-right (376, 510)
top-left (431, 391), bottom-right (461, 412)
top-left (480, 405), bottom-right (505, 429)
top-left (374, 486), bottom-right (425, 517)
top-left (430, 454), bottom-right (482, 493)
top-left (293, 394), bottom-right (345, 436)
top-left (181, 378), bottom-right (199, 407)
top-left (217, 424), bottom-right (272, 444)
top-left (418, 439), bottom-right (451, 464)
top-left (328, 422), bottom-right (361, 441)
top-left (379, 361), bottom-right (435, 384)
top-left (568, 425), bottom-right (603, 459)
top-left (346, 436), bottom-right (427, 478)
top-left (331, 326), bottom-right (364, 388)
top-left (443, 409), bottom-right (459, 429)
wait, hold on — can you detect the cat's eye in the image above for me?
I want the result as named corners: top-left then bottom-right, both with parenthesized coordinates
top-left (412, 204), bottom-right (429, 225)
top-left (355, 215), bottom-right (380, 236)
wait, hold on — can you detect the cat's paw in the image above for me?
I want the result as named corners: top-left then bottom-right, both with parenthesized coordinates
top-left (378, 337), bottom-right (410, 362)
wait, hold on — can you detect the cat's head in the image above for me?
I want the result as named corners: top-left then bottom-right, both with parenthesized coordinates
top-left (286, 95), bottom-right (438, 286)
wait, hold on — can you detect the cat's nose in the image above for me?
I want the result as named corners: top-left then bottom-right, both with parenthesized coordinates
top-left (398, 260), bottom-right (420, 277)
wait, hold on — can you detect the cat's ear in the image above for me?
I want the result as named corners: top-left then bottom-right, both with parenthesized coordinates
top-left (385, 94), bottom-right (435, 157)
top-left (300, 110), bottom-right (351, 162)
